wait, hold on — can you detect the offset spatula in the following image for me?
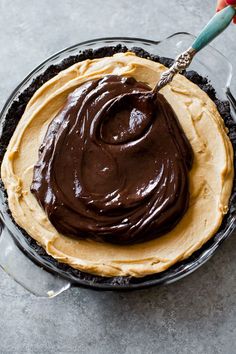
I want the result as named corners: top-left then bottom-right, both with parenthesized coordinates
top-left (154, 5), bottom-right (236, 92)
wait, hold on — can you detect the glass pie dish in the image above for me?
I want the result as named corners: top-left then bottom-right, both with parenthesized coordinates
top-left (0, 33), bottom-right (235, 297)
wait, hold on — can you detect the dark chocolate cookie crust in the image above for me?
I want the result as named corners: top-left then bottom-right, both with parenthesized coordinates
top-left (1, 45), bottom-right (236, 287)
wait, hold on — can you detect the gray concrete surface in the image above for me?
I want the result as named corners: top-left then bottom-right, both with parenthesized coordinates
top-left (0, 1), bottom-right (236, 353)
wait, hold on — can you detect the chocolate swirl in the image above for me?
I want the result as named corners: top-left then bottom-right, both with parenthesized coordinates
top-left (31, 75), bottom-right (193, 244)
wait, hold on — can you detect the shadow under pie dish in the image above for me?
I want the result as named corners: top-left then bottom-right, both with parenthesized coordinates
top-left (0, 35), bottom-right (236, 291)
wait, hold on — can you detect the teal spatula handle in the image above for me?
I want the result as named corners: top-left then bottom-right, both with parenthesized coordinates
top-left (192, 6), bottom-right (236, 52)
top-left (155, 5), bottom-right (235, 91)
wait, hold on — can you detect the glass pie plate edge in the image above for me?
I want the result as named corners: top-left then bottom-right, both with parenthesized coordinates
top-left (0, 33), bottom-right (235, 297)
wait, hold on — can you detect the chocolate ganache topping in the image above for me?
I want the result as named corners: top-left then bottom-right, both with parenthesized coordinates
top-left (31, 75), bottom-right (193, 244)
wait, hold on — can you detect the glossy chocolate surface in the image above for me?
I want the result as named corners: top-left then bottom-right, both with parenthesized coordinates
top-left (31, 75), bottom-right (193, 244)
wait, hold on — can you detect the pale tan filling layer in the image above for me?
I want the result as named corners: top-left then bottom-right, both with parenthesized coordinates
top-left (1, 52), bottom-right (234, 277)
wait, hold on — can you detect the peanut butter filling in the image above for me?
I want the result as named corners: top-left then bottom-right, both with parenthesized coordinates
top-left (1, 52), bottom-right (234, 277)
